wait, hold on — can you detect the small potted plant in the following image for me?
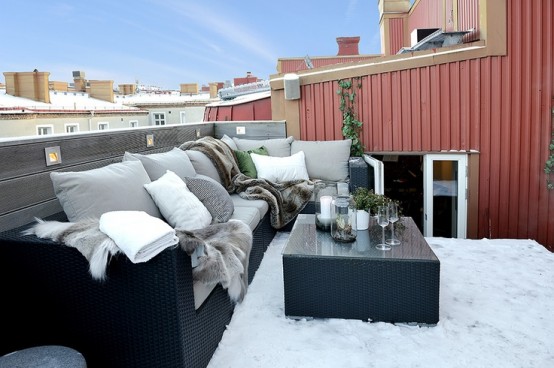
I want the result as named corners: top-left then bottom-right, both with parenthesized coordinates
top-left (352, 188), bottom-right (401, 230)
top-left (352, 187), bottom-right (373, 230)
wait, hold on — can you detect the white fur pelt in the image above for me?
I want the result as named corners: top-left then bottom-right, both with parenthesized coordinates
top-left (23, 218), bottom-right (253, 303)
top-left (23, 217), bottom-right (120, 280)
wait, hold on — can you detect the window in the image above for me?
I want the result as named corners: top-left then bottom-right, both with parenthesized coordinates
top-left (98, 122), bottom-right (109, 130)
top-left (37, 125), bottom-right (53, 135)
top-left (129, 120), bottom-right (139, 128)
top-left (152, 112), bottom-right (166, 126)
top-left (180, 111), bottom-right (186, 124)
top-left (65, 124), bottom-right (79, 133)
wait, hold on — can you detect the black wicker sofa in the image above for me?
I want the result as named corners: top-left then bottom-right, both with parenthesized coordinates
top-left (0, 132), bottom-right (369, 368)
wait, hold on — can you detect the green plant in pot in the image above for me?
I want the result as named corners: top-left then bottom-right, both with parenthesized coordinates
top-left (352, 187), bottom-right (402, 230)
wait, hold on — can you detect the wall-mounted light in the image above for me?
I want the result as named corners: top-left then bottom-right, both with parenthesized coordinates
top-left (45, 146), bottom-right (62, 166)
top-left (284, 73), bottom-right (300, 100)
top-left (146, 134), bottom-right (154, 147)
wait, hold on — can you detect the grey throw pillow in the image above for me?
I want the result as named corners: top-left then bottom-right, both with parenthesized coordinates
top-left (123, 147), bottom-right (196, 181)
top-left (233, 136), bottom-right (294, 157)
top-left (185, 175), bottom-right (234, 223)
top-left (184, 150), bottom-right (222, 184)
top-left (220, 134), bottom-right (238, 150)
top-left (50, 160), bottom-right (162, 222)
top-left (291, 139), bottom-right (352, 181)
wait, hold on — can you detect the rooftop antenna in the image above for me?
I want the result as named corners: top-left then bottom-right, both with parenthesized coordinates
top-left (304, 55), bottom-right (314, 69)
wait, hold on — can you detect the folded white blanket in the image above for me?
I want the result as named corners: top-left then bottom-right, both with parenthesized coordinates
top-left (99, 211), bottom-right (178, 263)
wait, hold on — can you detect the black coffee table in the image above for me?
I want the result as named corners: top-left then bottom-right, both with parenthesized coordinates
top-left (282, 214), bottom-right (440, 325)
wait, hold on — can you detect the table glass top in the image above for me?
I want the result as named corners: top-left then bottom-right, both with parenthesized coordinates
top-left (283, 214), bottom-right (439, 262)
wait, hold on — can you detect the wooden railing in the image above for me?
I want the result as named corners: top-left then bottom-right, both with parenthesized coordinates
top-left (0, 121), bottom-right (287, 231)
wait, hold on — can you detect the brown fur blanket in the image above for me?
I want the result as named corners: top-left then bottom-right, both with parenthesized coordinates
top-left (180, 137), bottom-right (313, 229)
top-left (23, 218), bottom-right (252, 304)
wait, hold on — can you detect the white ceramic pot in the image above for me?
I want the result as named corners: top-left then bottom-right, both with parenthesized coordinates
top-left (356, 209), bottom-right (370, 230)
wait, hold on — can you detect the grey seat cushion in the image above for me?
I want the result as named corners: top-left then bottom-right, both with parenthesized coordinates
top-left (230, 195), bottom-right (268, 219)
top-left (228, 206), bottom-right (261, 231)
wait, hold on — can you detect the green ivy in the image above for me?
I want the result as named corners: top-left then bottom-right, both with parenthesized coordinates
top-left (544, 134), bottom-right (554, 190)
top-left (337, 78), bottom-right (365, 157)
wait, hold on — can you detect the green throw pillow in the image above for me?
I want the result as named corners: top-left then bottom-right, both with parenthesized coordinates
top-left (235, 146), bottom-right (269, 178)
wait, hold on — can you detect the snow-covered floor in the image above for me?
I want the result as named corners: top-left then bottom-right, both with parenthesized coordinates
top-left (208, 233), bottom-right (554, 368)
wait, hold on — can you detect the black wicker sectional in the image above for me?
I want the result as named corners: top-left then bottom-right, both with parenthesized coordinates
top-left (0, 156), bottom-right (369, 368)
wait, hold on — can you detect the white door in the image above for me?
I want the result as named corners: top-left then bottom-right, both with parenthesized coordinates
top-left (423, 154), bottom-right (468, 238)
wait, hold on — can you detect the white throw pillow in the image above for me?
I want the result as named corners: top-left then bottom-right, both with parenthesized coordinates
top-left (144, 170), bottom-right (212, 230)
top-left (250, 151), bottom-right (309, 182)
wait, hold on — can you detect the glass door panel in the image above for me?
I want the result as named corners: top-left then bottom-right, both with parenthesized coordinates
top-left (423, 154), bottom-right (467, 238)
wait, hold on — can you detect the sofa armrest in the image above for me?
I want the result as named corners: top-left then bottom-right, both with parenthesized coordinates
top-left (348, 157), bottom-right (370, 192)
top-left (0, 218), bottom-right (234, 368)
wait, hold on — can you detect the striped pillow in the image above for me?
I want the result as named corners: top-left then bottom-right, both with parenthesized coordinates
top-left (185, 175), bottom-right (234, 223)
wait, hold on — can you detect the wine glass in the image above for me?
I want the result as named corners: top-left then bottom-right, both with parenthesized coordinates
top-left (375, 205), bottom-right (391, 250)
top-left (386, 202), bottom-right (401, 246)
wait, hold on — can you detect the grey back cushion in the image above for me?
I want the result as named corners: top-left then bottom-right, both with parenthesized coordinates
top-left (291, 139), bottom-right (352, 181)
top-left (50, 160), bottom-right (162, 222)
top-left (184, 150), bottom-right (222, 184)
top-left (233, 136), bottom-right (293, 157)
top-left (123, 147), bottom-right (196, 181)
top-left (185, 174), bottom-right (234, 223)
top-left (220, 134), bottom-right (238, 150)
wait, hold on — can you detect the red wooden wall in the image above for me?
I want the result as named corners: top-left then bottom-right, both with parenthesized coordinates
top-left (298, 0), bottom-right (554, 250)
top-left (204, 97), bottom-right (271, 121)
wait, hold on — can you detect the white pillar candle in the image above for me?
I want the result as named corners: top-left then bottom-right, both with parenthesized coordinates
top-left (320, 195), bottom-right (333, 219)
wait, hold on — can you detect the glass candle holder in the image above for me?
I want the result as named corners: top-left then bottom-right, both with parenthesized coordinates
top-left (315, 182), bottom-right (337, 230)
top-left (330, 195), bottom-right (357, 242)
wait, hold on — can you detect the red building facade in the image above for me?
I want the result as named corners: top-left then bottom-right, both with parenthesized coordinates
top-left (270, 0), bottom-right (554, 250)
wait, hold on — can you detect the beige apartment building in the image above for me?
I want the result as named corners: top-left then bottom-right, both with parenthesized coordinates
top-left (0, 71), bottom-right (211, 139)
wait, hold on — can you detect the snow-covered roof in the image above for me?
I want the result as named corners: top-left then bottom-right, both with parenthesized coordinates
top-left (115, 91), bottom-right (212, 105)
top-left (205, 90), bottom-right (271, 107)
top-left (0, 89), bottom-right (140, 113)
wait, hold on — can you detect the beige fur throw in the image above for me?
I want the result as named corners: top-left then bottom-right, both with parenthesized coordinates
top-left (23, 218), bottom-right (253, 304)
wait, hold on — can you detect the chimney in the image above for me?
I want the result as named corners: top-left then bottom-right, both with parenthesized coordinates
top-left (336, 36), bottom-right (360, 56)
top-left (89, 80), bottom-right (114, 103)
top-left (180, 83), bottom-right (198, 95)
top-left (73, 70), bottom-right (87, 92)
top-left (3, 71), bottom-right (51, 103)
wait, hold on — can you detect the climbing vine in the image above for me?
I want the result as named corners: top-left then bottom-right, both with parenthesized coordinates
top-left (544, 134), bottom-right (554, 190)
top-left (337, 78), bottom-right (365, 157)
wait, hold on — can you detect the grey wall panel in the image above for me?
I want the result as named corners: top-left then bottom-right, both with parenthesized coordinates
top-left (0, 123), bottom-right (214, 181)
top-left (214, 121), bottom-right (286, 140)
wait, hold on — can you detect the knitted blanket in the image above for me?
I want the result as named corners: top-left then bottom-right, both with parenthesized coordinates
top-left (23, 218), bottom-right (252, 304)
top-left (180, 137), bottom-right (313, 229)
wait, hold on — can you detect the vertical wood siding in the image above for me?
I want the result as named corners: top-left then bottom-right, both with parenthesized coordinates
top-left (458, 0), bottom-right (480, 41)
top-left (389, 18), bottom-right (406, 55)
top-left (408, 0), bottom-right (443, 32)
top-left (298, 0), bottom-right (554, 250)
top-left (203, 98), bottom-right (271, 121)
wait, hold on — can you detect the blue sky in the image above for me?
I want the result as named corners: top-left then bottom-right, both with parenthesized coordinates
top-left (2, 0), bottom-right (382, 90)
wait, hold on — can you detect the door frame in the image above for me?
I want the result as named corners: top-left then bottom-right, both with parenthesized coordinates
top-left (423, 153), bottom-right (468, 238)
